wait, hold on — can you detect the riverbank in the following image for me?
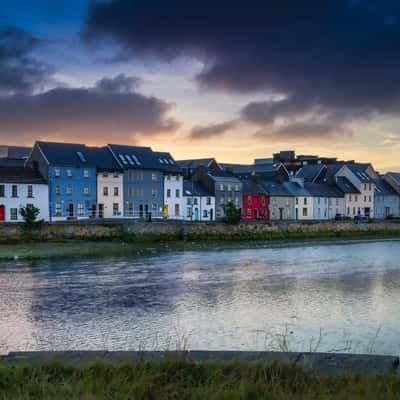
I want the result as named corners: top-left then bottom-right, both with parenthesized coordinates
top-left (0, 352), bottom-right (399, 399)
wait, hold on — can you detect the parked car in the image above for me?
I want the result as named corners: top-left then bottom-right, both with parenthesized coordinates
top-left (334, 214), bottom-right (351, 221)
top-left (354, 215), bottom-right (369, 222)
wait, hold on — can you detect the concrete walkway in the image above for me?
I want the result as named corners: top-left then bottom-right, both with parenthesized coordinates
top-left (1, 351), bottom-right (399, 376)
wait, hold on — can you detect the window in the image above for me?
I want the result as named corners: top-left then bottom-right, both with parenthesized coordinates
top-left (12, 185), bottom-right (17, 197)
top-left (349, 195), bottom-right (352, 201)
top-left (103, 186), bottom-right (109, 196)
top-left (176, 189), bottom-right (180, 198)
top-left (103, 172), bottom-right (109, 178)
top-left (353, 207), bottom-right (356, 214)
top-left (83, 169), bottom-right (89, 178)
top-left (336, 199), bottom-right (339, 206)
top-left (127, 202), bottom-right (134, 216)
top-left (175, 204), bottom-right (180, 216)
top-left (78, 203), bottom-right (84, 217)
top-left (261, 196), bottom-right (266, 206)
top-left (227, 184), bottom-right (232, 191)
top-left (194, 198), bottom-right (198, 205)
top-left (10, 208), bottom-right (18, 220)
top-left (152, 203), bottom-right (157, 212)
top-left (304, 197), bottom-right (307, 205)
top-left (176, 175), bottom-right (180, 181)
top-left (206, 197), bottom-right (211, 205)
top-left (187, 207), bottom-right (192, 218)
top-left (55, 169), bottom-right (60, 178)
top-left (55, 203), bottom-right (62, 217)
top-left (203, 210), bottom-right (208, 218)
top-left (318, 197), bottom-right (321, 204)
top-left (364, 196), bottom-right (367, 202)
top-left (114, 187), bottom-right (119, 196)
top-left (248, 196), bottom-right (252, 205)
top-left (0, 185), bottom-right (4, 197)
top-left (136, 171), bottom-right (143, 181)
top-left (167, 174), bottom-right (171, 181)
top-left (234, 184), bottom-right (239, 191)
top-left (84, 187), bottom-right (90, 196)
top-left (113, 172), bottom-right (119, 178)
top-left (27, 185), bottom-right (33, 198)
top-left (113, 203), bottom-right (119, 216)
top-left (235, 197), bottom-right (239, 206)
top-left (152, 188), bottom-right (157, 198)
top-left (220, 196), bottom-right (225, 205)
top-left (219, 184), bottom-right (224, 191)
top-left (67, 169), bottom-right (72, 178)
top-left (66, 186), bottom-right (73, 195)
top-left (167, 189), bottom-right (171, 198)
top-left (152, 173), bottom-right (157, 181)
top-left (187, 197), bottom-right (193, 205)
top-left (369, 184), bottom-right (372, 191)
top-left (364, 184), bottom-right (367, 190)
top-left (303, 208), bottom-right (308, 217)
top-left (137, 187), bottom-right (143, 197)
top-left (247, 209), bottom-right (251, 217)
top-left (295, 197), bottom-right (299, 205)
top-left (355, 195), bottom-right (358, 202)
top-left (347, 207), bottom-right (350, 215)
top-left (127, 170), bottom-right (133, 181)
top-left (369, 196), bottom-right (372, 202)
top-left (128, 186), bottom-right (133, 197)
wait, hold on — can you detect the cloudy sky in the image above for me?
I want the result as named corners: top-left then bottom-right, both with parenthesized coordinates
top-left (1, 1), bottom-right (400, 171)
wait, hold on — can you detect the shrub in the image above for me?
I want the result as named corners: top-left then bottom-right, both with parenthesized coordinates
top-left (19, 205), bottom-right (43, 229)
top-left (224, 201), bottom-right (242, 225)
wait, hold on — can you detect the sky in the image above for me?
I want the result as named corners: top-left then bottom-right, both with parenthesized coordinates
top-left (1, 1), bottom-right (400, 171)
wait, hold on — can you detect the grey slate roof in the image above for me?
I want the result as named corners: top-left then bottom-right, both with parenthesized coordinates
top-left (0, 145), bottom-right (31, 159)
top-left (0, 166), bottom-right (46, 184)
top-left (0, 159), bottom-right (25, 167)
top-left (86, 147), bottom-right (122, 171)
top-left (296, 164), bottom-right (326, 183)
top-left (304, 182), bottom-right (344, 198)
top-left (335, 177), bottom-right (360, 194)
top-left (385, 172), bottom-right (400, 186)
top-left (108, 144), bottom-right (160, 170)
top-left (183, 180), bottom-right (211, 197)
top-left (153, 151), bottom-right (183, 174)
top-left (176, 158), bottom-right (215, 168)
top-left (242, 179), bottom-right (268, 195)
top-left (283, 181), bottom-right (311, 197)
top-left (346, 163), bottom-right (374, 183)
top-left (316, 163), bottom-right (346, 184)
top-left (259, 181), bottom-right (292, 197)
top-left (374, 178), bottom-right (398, 196)
top-left (207, 172), bottom-right (241, 183)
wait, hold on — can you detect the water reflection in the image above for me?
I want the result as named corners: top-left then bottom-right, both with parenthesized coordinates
top-left (0, 239), bottom-right (400, 354)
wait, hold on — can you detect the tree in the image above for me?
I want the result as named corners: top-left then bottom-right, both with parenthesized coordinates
top-left (20, 205), bottom-right (42, 229)
top-left (224, 201), bottom-right (242, 224)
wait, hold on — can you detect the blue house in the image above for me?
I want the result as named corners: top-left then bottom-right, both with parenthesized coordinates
top-left (27, 141), bottom-right (98, 220)
top-left (107, 144), bottom-right (165, 218)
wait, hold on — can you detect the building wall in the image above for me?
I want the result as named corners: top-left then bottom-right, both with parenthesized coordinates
top-left (123, 169), bottom-right (164, 218)
top-left (163, 174), bottom-right (184, 219)
top-left (48, 166), bottom-right (97, 221)
top-left (374, 194), bottom-right (400, 219)
top-left (0, 182), bottom-right (49, 222)
top-left (243, 194), bottom-right (269, 220)
top-left (336, 166), bottom-right (375, 217)
top-left (184, 195), bottom-right (215, 221)
top-left (215, 181), bottom-right (243, 220)
top-left (294, 196), bottom-right (313, 220)
top-left (312, 197), bottom-right (345, 220)
top-left (97, 172), bottom-right (124, 218)
top-left (269, 196), bottom-right (295, 220)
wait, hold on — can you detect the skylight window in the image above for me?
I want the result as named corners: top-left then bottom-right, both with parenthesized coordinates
top-left (163, 158), bottom-right (169, 164)
top-left (159, 158), bottom-right (164, 164)
top-left (125, 155), bottom-right (134, 166)
top-left (168, 158), bottom-right (174, 164)
top-left (132, 155), bottom-right (141, 165)
top-left (118, 154), bottom-right (128, 165)
top-left (76, 151), bottom-right (87, 163)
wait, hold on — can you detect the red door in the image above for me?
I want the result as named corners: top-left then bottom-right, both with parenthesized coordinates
top-left (0, 205), bottom-right (5, 222)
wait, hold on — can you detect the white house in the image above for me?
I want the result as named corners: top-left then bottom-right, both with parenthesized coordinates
top-left (97, 171), bottom-right (124, 218)
top-left (0, 166), bottom-right (49, 222)
top-left (283, 179), bottom-right (313, 220)
top-left (154, 152), bottom-right (185, 220)
top-left (183, 180), bottom-right (215, 221)
top-left (304, 182), bottom-right (345, 219)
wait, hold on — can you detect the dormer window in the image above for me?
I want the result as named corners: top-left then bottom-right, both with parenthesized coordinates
top-left (83, 169), bottom-right (89, 178)
top-left (55, 169), bottom-right (60, 178)
top-left (67, 169), bottom-right (72, 178)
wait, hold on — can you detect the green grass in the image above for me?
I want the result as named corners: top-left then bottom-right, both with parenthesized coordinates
top-left (0, 358), bottom-right (399, 399)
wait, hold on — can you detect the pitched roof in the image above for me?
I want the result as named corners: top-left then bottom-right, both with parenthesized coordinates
top-left (374, 178), bottom-right (397, 196)
top-left (107, 144), bottom-right (160, 170)
top-left (316, 163), bottom-right (345, 184)
top-left (183, 180), bottom-right (212, 197)
top-left (259, 181), bottom-right (292, 197)
top-left (207, 172), bottom-right (241, 183)
top-left (304, 182), bottom-right (344, 198)
top-left (176, 158), bottom-right (215, 169)
top-left (0, 166), bottom-right (46, 184)
top-left (0, 145), bottom-right (31, 159)
top-left (282, 181), bottom-right (311, 196)
top-left (153, 151), bottom-right (183, 173)
top-left (0, 159), bottom-right (25, 167)
top-left (86, 147), bottom-right (122, 171)
top-left (296, 164), bottom-right (326, 183)
top-left (346, 163), bottom-right (374, 183)
top-left (385, 172), bottom-right (400, 186)
top-left (242, 179), bottom-right (268, 195)
top-left (335, 177), bottom-right (360, 194)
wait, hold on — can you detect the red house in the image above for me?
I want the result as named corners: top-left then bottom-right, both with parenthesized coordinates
top-left (242, 180), bottom-right (269, 220)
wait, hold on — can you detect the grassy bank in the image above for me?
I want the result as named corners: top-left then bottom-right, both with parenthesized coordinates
top-left (1, 230), bottom-right (400, 260)
top-left (0, 358), bottom-right (399, 399)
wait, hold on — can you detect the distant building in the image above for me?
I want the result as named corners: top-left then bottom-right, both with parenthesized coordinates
top-left (183, 180), bottom-right (215, 221)
top-left (220, 162), bottom-right (289, 182)
top-left (261, 181), bottom-right (294, 220)
top-left (374, 178), bottom-right (400, 219)
top-left (242, 180), bottom-right (269, 221)
top-left (0, 145), bottom-right (31, 160)
top-left (0, 166), bottom-right (48, 222)
top-left (176, 158), bottom-right (218, 179)
top-left (283, 179), bottom-right (313, 220)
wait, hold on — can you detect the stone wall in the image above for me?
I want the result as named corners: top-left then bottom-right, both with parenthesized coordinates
top-left (1, 220), bottom-right (400, 242)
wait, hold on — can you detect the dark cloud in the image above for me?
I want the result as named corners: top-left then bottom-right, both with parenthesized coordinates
top-left (190, 120), bottom-right (238, 140)
top-left (0, 26), bottom-right (52, 95)
top-left (0, 74), bottom-right (179, 144)
top-left (84, 0), bottom-right (400, 136)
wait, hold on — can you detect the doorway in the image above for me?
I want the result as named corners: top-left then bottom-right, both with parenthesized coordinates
top-left (68, 203), bottom-right (74, 218)
top-left (279, 208), bottom-right (283, 220)
top-left (99, 204), bottom-right (104, 218)
top-left (0, 205), bottom-right (4, 222)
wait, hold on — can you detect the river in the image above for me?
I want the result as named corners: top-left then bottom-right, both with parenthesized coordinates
top-left (1, 239), bottom-right (400, 355)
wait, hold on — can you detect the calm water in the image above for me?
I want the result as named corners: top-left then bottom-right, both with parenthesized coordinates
top-left (1, 239), bottom-right (400, 355)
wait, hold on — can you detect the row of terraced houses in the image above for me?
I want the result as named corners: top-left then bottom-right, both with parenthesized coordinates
top-left (1, 144), bottom-right (400, 223)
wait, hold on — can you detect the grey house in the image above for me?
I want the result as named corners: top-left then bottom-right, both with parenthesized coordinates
top-left (374, 178), bottom-right (400, 218)
top-left (107, 144), bottom-right (164, 219)
top-left (192, 166), bottom-right (243, 220)
top-left (260, 181), bottom-right (295, 220)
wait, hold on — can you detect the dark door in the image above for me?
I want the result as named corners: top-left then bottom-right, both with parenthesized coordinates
top-left (91, 204), bottom-right (97, 218)
top-left (254, 208), bottom-right (259, 220)
top-left (210, 209), bottom-right (213, 221)
top-left (279, 208), bottom-right (283, 220)
top-left (145, 204), bottom-right (149, 218)
top-left (0, 205), bottom-right (4, 222)
top-left (139, 204), bottom-right (143, 218)
top-left (99, 204), bottom-right (104, 218)
top-left (68, 203), bottom-right (74, 218)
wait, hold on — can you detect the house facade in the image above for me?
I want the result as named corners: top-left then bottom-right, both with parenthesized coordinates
top-left (0, 166), bottom-right (49, 222)
top-left (242, 180), bottom-right (269, 220)
top-left (374, 178), bottom-right (400, 219)
top-left (154, 152), bottom-right (184, 220)
top-left (108, 145), bottom-right (164, 219)
top-left (183, 180), bottom-right (215, 221)
top-left (27, 142), bottom-right (97, 221)
top-left (283, 180), bottom-right (313, 220)
top-left (261, 181), bottom-right (294, 220)
top-left (304, 183), bottom-right (345, 219)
